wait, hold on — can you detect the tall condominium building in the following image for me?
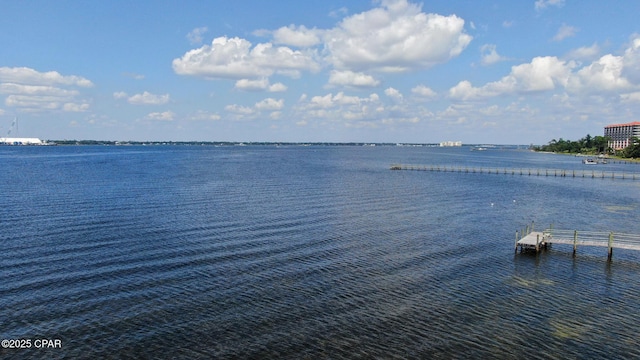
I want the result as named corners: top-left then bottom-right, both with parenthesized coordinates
top-left (604, 121), bottom-right (640, 150)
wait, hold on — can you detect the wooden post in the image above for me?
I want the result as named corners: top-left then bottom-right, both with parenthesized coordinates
top-left (536, 234), bottom-right (540, 253)
top-left (573, 230), bottom-right (578, 257)
top-left (515, 231), bottom-right (519, 253)
top-left (608, 232), bottom-right (614, 261)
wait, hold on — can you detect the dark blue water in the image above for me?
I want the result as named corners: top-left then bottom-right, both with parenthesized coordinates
top-left (2, 145), bottom-right (640, 359)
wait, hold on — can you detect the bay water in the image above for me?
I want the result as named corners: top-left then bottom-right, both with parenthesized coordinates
top-left (2, 145), bottom-right (640, 359)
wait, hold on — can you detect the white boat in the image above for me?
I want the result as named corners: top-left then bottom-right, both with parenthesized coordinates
top-left (582, 158), bottom-right (597, 165)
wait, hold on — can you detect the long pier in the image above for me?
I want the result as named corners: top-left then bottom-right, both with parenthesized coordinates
top-left (515, 223), bottom-right (640, 261)
top-left (391, 164), bottom-right (640, 180)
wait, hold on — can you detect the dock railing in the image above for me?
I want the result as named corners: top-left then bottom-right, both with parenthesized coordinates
top-left (391, 164), bottom-right (640, 181)
top-left (524, 225), bottom-right (640, 261)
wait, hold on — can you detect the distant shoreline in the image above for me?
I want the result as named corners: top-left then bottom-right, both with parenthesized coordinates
top-left (43, 140), bottom-right (530, 148)
top-left (539, 150), bottom-right (640, 163)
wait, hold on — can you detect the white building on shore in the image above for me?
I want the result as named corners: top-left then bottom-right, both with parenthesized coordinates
top-left (0, 137), bottom-right (45, 145)
top-left (439, 141), bottom-right (462, 147)
top-left (0, 117), bottom-right (46, 145)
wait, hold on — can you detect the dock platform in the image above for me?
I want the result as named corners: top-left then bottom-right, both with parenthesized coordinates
top-left (515, 223), bottom-right (640, 261)
top-left (516, 231), bottom-right (549, 252)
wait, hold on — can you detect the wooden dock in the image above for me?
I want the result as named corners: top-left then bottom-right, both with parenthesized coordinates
top-left (391, 164), bottom-right (640, 181)
top-left (515, 223), bottom-right (640, 261)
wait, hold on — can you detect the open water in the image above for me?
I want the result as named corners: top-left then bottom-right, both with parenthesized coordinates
top-left (2, 145), bottom-right (640, 359)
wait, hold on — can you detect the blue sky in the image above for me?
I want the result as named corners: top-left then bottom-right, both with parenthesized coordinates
top-left (2, 0), bottom-right (640, 144)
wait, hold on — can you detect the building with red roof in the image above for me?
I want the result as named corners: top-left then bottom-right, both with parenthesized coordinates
top-left (604, 121), bottom-right (640, 150)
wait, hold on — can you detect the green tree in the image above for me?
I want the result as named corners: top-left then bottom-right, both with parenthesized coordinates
top-left (534, 134), bottom-right (611, 155)
top-left (584, 134), bottom-right (593, 149)
top-left (623, 137), bottom-right (640, 158)
top-left (592, 136), bottom-right (609, 154)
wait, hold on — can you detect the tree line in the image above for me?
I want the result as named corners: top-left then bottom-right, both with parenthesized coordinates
top-left (532, 135), bottom-right (640, 158)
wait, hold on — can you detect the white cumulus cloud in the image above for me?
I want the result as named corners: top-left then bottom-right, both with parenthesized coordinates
top-left (480, 44), bottom-right (507, 66)
top-left (324, 0), bottom-right (472, 72)
top-left (450, 56), bottom-right (574, 100)
top-left (0, 67), bottom-right (92, 112)
top-left (328, 70), bottom-right (380, 88)
top-left (622, 35), bottom-right (640, 83)
top-left (564, 43), bottom-right (601, 61)
top-left (172, 0), bottom-right (472, 96)
top-left (235, 78), bottom-right (270, 91)
top-left (535, 0), bottom-right (565, 11)
top-left (272, 25), bottom-right (321, 47)
top-left (411, 85), bottom-right (437, 98)
top-left (146, 110), bottom-right (175, 121)
top-left (448, 80), bottom-right (484, 101)
top-left (0, 83), bottom-right (79, 97)
top-left (268, 82), bottom-right (287, 92)
top-left (449, 38), bottom-right (640, 102)
top-left (127, 91), bottom-right (170, 105)
top-left (234, 78), bottom-right (288, 92)
top-left (225, 104), bottom-right (255, 115)
top-left (172, 36), bottom-right (320, 80)
top-left (63, 102), bottom-right (90, 112)
top-left (187, 26), bottom-right (208, 45)
top-left (113, 91), bottom-right (128, 99)
top-left (553, 24), bottom-right (578, 42)
top-left (384, 87), bottom-right (403, 101)
top-left (0, 67), bottom-right (93, 87)
top-left (567, 54), bottom-right (631, 93)
top-left (255, 98), bottom-right (284, 111)
top-left (294, 92), bottom-right (385, 128)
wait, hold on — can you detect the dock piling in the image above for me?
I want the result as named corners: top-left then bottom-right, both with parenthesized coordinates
top-left (573, 230), bottom-right (578, 257)
top-left (608, 232), bottom-right (614, 261)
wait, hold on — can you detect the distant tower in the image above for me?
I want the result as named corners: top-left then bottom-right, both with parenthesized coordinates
top-left (7, 117), bottom-right (17, 137)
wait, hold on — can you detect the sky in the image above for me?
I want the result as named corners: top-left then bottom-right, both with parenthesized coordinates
top-left (1, 0), bottom-right (640, 144)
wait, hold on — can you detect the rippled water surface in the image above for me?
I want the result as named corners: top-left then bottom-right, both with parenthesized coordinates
top-left (2, 145), bottom-right (640, 359)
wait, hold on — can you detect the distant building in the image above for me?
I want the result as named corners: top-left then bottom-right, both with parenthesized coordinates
top-left (0, 137), bottom-right (44, 145)
top-left (604, 121), bottom-right (640, 150)
top-left (439, 141), bottom-right (462, 147)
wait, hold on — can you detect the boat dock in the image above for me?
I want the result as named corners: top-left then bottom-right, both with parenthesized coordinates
top-left (391, 164), bottom-right (640, 180)
top-left (515, 223), bottom-right (640, 261)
